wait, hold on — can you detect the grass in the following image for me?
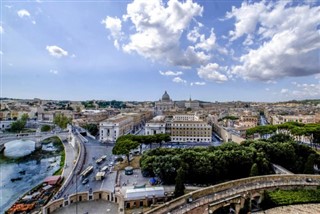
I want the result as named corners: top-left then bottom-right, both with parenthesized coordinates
top-left (263, 188), bottom-right (320, 208)
top-left (53, 140), bottom-right (65, 176)
top-left (114, 156), bottom-right (141, 170)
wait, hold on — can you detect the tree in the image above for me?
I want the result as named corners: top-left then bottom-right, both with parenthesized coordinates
top-left (53, 113), bottom-right (71, 129)
top-left (82, 123), bottom-right (98, 136)
top-left (21, 113), bottom-right (29, 122)
top-left (10, 120), bottom-right (25, 132)
top-left (304, 154), bottom-right (316, 174)
top-left (174, 167), bottom-right (186, 198)
top-left (250, 163), bottom-right (259, 177)
top-left (112, 139), bottom-right (139, 165)
top-left (41, 125), bottom-right (51, 132)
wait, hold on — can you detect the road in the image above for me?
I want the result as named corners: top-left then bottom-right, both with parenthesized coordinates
top-left (60, 134), bottom-right (116, 199)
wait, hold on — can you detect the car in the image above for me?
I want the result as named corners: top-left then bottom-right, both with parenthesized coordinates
top-left (82, 178), bottom-right (89, 185)
top-left (306, 178), bottom-right (313, 183)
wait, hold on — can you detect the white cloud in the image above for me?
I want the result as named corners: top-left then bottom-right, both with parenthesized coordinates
top-left (197, 63), bottom-right (228, 83)
top-left (280, 82), bottom-right (320, 98)
top-left (172, 77), bottom-right (187, 84)
top-left (49, 69), bottom-right (58, 74)
top-left (46, 45), bottom-right (68, 58)
top-left (0, 26), bottom-right (3, 34)
top-left (71, 54), bottom-right (76, 58)
top-left (226, 1), bottom-right (266, 41)
top-left (191, 82), bottom-right (206, 86)
top-left (0, 51), bottom-right (3, 55)
top-left (159, 70), bottom-right (183, 76)
top-left (195, 28), bottom-right (216, 52)
top-left (265, 88), bottom-right (270, 91)
top-left (17, 9), bottom-right (30, 18)
top-left (187, 27), bottom-right (201, 43)
top-left (228, 1), bottom-right (320, 81)
top-left (105, 0), bottom-right (208, 67)
top-left (101, 16), bottom-right (122, 39)
top-left (32, 20), bottom-right (36, 25)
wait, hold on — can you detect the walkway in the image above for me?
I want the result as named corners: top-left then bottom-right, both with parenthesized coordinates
top-left (51, 200), bottom-right (118, 214)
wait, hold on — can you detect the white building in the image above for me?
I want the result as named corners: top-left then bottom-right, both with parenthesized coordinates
top-left (145, 116), bottom-right (166, 135)
top-left (0, 120), bottom-right (14, 131)
top-left (99, 114), bottom-right (133, 142)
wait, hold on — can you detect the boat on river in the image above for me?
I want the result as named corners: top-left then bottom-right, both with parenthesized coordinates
top-left (11, 177), bottom-right (22, 182)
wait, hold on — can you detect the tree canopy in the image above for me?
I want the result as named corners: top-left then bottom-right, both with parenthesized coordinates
top-left (112, 139), bottom-right (140, 165)
top-left (53, 113), bottom-right (71, 129)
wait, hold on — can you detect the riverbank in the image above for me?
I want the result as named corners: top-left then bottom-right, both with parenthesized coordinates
top-left (1, 136), bottom-right (65, 213)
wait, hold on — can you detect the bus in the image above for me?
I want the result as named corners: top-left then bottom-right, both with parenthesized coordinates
top-left (101, 166), bottom-right (109, 172)
top-left (100, 155), bottom-right (107, 160)
top-left (80, 166), bottom-right (93, 178)
top-left (96, 158), bottom-right (104, 164)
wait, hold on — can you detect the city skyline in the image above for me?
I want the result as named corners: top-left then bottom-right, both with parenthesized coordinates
top-left (1, 0), bottom-right (319, 102)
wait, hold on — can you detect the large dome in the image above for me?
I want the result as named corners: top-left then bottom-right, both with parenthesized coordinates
top-left (162, 91), bottom-right (170, 101)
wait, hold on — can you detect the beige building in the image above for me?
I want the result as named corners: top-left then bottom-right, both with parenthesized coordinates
top-left (99, 114), bottom-right (134, 142)
top-left (271, 115), bottom-right (316, 125)
top-left (170, 114), bottom-right (212, 143)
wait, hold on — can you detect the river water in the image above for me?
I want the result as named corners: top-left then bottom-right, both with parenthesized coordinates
top-left (0, 139), bottom-right (61, 213)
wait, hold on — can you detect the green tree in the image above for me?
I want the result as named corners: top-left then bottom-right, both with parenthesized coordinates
top-left (53, 113), bottom-right (71, 129)
top-left (82, 123), bottom-right (98, 136)
top-left (10, 120), bottom-right (25, 132)
top-left (41, 125), bottom-right (52, 132)
top-left (250, 163), bottom-right (259, 177)
top-left (304, 154), bottom-right (316, 174)
top-left (112, 139), bottom-right (139, 165)
top-left (21, 113), bottom-right (29, 122)
top-left (174, 167), bottom-right (186, 198)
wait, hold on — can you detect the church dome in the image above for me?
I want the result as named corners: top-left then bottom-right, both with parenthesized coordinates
top-left (162, 91), bottom-right (170, 101)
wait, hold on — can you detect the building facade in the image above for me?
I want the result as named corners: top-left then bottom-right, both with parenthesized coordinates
top-left (145, 114), bottom-right (212, 143)
top-left (99, 115), bottom-right (134, 142)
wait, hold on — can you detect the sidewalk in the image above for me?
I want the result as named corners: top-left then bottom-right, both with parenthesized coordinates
top-left (62, 140), bottom-right (76, 182)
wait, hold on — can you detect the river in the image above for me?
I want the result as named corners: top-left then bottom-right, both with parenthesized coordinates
top-left (0, 138), bottom-right (62, 213)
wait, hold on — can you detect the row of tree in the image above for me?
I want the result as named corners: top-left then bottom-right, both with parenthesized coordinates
top-left (112, 134), bottom-right (171, 164)
top-left (246, 122), bottom-right (320, 145)
top-left (140, 135), bottom-right (320, 187)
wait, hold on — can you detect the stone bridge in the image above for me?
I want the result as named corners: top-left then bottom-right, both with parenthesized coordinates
top-left (0, 131), bottom-right (69, 151)
top-left (146, 174), bottom-right (320, 214)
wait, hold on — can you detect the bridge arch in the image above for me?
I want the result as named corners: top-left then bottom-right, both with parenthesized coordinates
top-left (145, 174), bottom-right (320, 214)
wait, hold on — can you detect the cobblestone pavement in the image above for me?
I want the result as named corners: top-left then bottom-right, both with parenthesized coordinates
top-left (254, 204), bottom-right (320, 214)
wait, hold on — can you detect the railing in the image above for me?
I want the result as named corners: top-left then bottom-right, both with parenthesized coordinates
top-left (145, 174), bottom-right (320, 214)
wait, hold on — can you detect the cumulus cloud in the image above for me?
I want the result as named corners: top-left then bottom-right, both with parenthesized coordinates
top-left (195, 29), bottom-right (216, 52)
top-left (101, 16), bottom-right (122, 39)
top-left (227, 1), bottom-right (320, 81)
top-left (0, 51), bottom-right (3, 55)
top-left (280, 82), bottom-right (320, 98)
top-left (46, 45), bottom-right (68, 58)
top-left (191, 82), bottom-right (206, 86)
top-left (159, 70), bottom-right (183, 76)
top-left (17, 9), bottom-right (30, 18)
top-left (49, 69), bottom-right (58, 74)
top-left (103, 0), bottom-right (213, 68)
top-left (197, 63), bottom-right (228, 83)
top-left (172, 77), bottom-right (187, 84)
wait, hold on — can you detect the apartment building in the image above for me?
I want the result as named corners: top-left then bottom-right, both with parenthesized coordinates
top-left (170, 114), bottom-right (212, 143)
top-left (145, 114), bottom-right (212, 143)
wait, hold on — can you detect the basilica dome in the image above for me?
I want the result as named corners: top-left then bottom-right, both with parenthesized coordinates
top-left (162, 91), bottom-right (170, 101)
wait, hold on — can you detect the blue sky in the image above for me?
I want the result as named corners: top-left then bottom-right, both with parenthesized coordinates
top-left (1, 0), bottom-right (319, 102)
